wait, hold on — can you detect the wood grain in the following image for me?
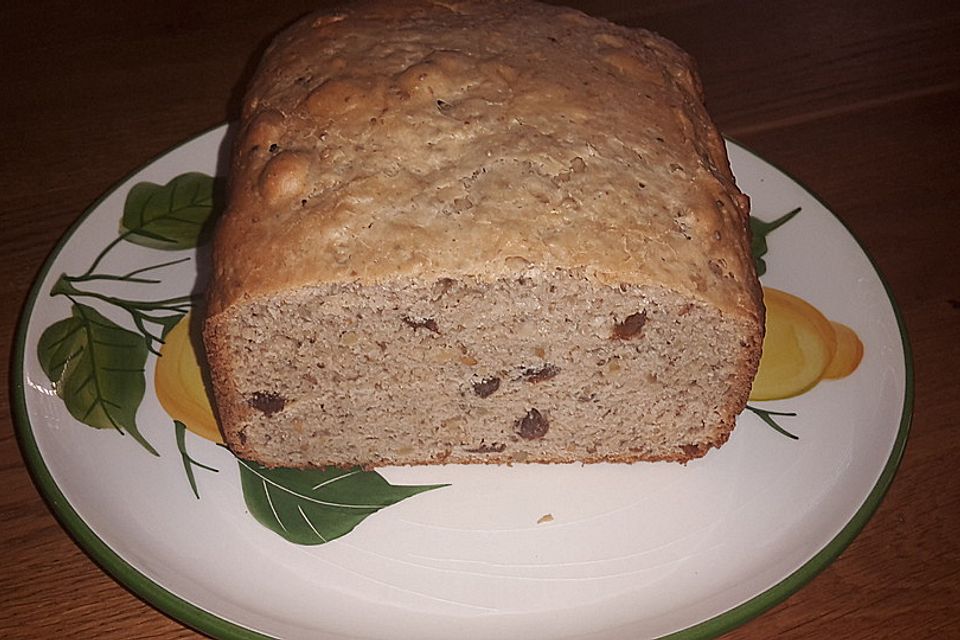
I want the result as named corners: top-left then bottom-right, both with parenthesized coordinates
top-left (2, 1), bottom-right (958, 638)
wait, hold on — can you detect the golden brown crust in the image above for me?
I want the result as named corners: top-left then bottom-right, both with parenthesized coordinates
top-left (206, 0), bottom-right (760, 324)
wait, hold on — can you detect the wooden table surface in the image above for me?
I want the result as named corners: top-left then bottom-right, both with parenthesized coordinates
top-left (2, 1), bottom-right (958, 638)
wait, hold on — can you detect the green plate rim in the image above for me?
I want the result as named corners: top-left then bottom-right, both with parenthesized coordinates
top-left (9, 128), bottom-right (913, 640)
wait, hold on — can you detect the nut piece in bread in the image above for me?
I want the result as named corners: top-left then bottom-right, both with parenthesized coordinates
top-left (203, 0), bottom-right (764, 468)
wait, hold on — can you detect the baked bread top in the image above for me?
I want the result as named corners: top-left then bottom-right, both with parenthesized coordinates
top-left (207, 0), bottom-right (760, 327)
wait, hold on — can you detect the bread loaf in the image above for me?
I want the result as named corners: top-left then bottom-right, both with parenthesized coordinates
top-left (203, 0), bottom-right (764, 468)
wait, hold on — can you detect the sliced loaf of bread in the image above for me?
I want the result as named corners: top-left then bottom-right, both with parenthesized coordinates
top-left (203, 0), bottom-right (764, 468)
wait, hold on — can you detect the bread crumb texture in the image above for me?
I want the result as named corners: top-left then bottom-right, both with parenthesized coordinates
top-left (204, 0), bottom-right (763, 468)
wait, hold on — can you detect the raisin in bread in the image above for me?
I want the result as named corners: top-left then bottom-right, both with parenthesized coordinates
top-left (203, 0), bottom-right (764, 468)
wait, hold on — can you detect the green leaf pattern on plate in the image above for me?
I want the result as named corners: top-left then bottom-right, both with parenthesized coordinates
top-left (120, 172), bottom-right (216, 250)
top-left (37, 302), bottom-right (156, 455)
top-left (751, 207), bottom-right (800, 277)
top-left (239, 459), bottom-right (446, 545)
top-left (174, 420), bottom-right (218, 499)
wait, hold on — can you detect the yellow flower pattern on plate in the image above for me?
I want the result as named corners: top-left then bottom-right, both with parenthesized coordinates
top-left (155, 312), bottom-right (222, 443)
top-left (750, 287), bottom-right (863, 401)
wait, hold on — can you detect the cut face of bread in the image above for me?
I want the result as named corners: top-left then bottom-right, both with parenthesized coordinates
top-left (205, 268), bottom-right (760, 467)
top-left (203, 0), bottom-right (764, 468)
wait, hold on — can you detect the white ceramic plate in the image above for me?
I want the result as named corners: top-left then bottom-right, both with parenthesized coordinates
top-left (13, 126), bottom-right (911, 640)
